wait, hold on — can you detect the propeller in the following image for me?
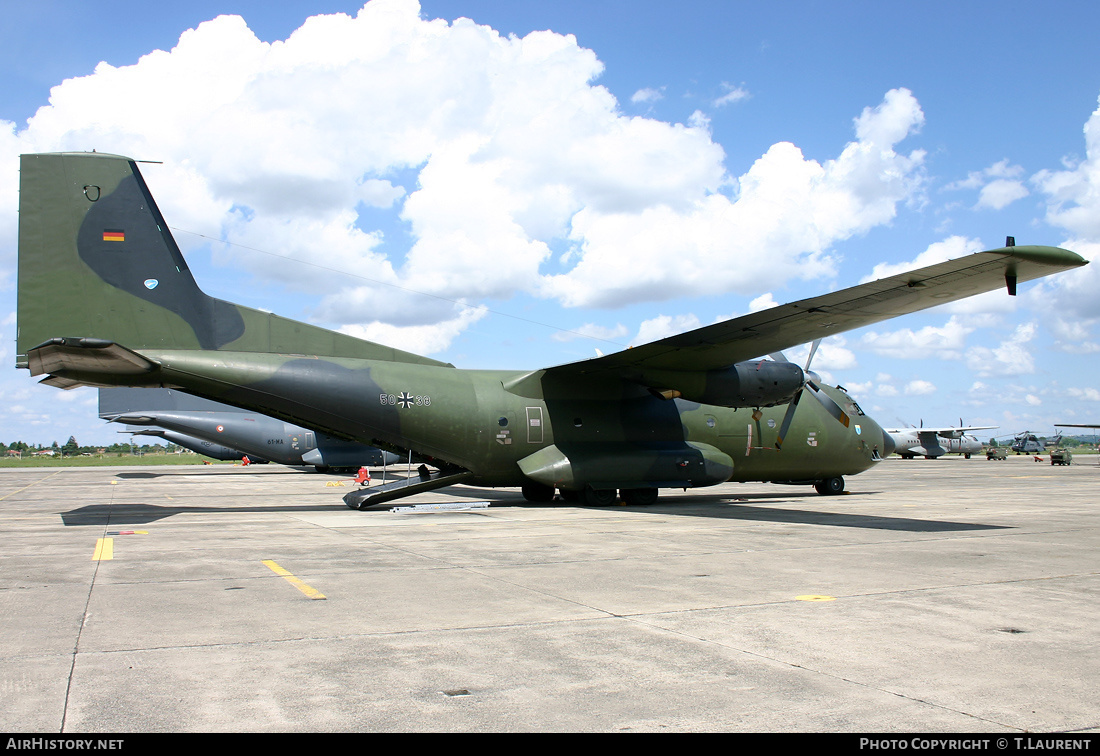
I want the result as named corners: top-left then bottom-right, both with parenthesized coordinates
top-left (770, 339), bottom-right (851, 450)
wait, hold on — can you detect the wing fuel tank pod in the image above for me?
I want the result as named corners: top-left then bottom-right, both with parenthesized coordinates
top-left (301, 446), bottom-right (400, 468)
top-left (643, 360), bottom-right (804, 408)
top-left (518, 442), bottom-right (735, 491)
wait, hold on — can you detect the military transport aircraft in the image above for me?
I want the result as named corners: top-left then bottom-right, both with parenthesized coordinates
top-left (885, 421), bottom-right (998, 459)
top-left (122, 426), bottom-right (254, 462)
top-left (99, 387), bottom-right (400, 471)
top-left (13, 152), bottom-right (1088, 508)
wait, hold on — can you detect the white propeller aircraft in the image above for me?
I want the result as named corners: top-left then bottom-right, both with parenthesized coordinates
top-left (885, 420), bottom-right (998, 459)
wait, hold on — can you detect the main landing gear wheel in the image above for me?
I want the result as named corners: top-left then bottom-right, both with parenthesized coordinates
top-left (521, 482), bottom-right (556, 503)
top-left (620, 488), bottom-right (658, 506)
top-left (814, 477), bottom-right (844, 495)
top-left (582, 487), bottom-right (617, 506)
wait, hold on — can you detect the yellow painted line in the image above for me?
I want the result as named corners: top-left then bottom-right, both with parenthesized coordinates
top-left (796, 595), bottom-right (836, 602)
top-left (92, 538), bottom-right (114, 561)
top-left (262, 560), bottom-right (326, 600)
top-left (0, 470), bottom-right (62, 501)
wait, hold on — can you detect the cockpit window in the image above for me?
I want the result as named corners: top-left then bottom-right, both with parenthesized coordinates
top-left (835, 385), bottom-right (865, 416)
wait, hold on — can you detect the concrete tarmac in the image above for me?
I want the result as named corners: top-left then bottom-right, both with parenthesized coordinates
top-left (0, 455), bottom-right (1097, 733)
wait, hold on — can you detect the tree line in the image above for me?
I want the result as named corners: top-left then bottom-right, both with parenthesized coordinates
top-left (2, 436), bottom-right (184, 457)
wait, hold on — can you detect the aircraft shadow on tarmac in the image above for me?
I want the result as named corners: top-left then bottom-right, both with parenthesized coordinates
top-left (60, 486), bottom-right (1009, 533)
top-left (113, 468), bottom-right (318, 479)
top-left (61, 502), bottom-right (341, 526)
top-left (445, 487), bottom-right (1008, 532)
top-left (610, 502), bottom-right (1008, 532)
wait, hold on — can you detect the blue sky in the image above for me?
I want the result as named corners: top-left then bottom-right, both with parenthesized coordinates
top-left (3, 0), bottom-right (1100, 447)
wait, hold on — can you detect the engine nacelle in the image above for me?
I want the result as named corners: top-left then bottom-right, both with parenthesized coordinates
top-left (644, 360), bottom-right (805, 408)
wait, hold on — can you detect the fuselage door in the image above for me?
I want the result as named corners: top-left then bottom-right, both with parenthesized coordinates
top-left (526, 407), bottom-right (544, 444)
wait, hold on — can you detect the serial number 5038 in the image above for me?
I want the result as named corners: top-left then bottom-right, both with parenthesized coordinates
top-left (380, 393), bottom-right (431, 407)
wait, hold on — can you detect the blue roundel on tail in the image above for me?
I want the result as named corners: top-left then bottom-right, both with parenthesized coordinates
top-left (144, 279), bottom-right (159, 289)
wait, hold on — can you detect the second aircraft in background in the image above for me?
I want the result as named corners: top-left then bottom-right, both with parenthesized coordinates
top-left (885, 421), bottom-right (998, 459)
top-left (99, 387), bottom-right (401, 472)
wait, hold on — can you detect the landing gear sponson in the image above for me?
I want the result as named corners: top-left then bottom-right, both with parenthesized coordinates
top-left (346, 473), bottom-right (843, 510)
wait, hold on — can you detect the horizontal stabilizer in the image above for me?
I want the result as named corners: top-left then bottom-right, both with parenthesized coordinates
top-left (27, 338), bottom-right (159, 389)
top-left (104, 414), bottom-right (159, 425)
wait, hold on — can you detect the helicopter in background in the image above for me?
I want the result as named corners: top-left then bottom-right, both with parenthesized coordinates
top-left (997, 430), bottom-right (1063, 455)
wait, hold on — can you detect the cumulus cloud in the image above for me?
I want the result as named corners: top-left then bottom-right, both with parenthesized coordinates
top-left (713, 83), bottom-right (750, 107)
top-left (1014, 100), bottom-right (1100, 360)
top-left (845, 380), bottom-right (873, 397)
top-left (1034, 97), bottom-right (1100, 239)
top-left (904, 379), bottom-right (936, 395)
top-left (339, 302), bottom-right (487, 355)
top-left (749, 293), bottom-right (778, 312)
top-left (861, 235), bottom-right (984, 282)
top-left (1047, 317), bottom-right (1100, 354)
top-left (551, 321), bottom-right (629, 343)
top-left (1028, 97), bottom-right (1100, 336)
top-left (976, 179), bottom-right (1029, 210)
top-left (537, 86), bottom-right (926, 307)
top-left (945, 159), bottom-right (1029, 210)
top-left (965, 322), bottom-right (1038, 376)
top-left (631, 87), bottom-right (664, 104)
top-left (783, 336), bottom-right (857, 371)
top-left (632, 313), bottom-right (702, 346)
top-left (859, 315), bottom-right (973, 360)
top-left (0, 1), bottom-right (929, 356)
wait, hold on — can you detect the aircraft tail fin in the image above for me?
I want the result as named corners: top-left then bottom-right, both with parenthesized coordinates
top-left (16, 152), bottom-right (448, 369)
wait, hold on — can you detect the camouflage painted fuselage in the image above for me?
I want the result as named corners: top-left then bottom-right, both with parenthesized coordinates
top-left (74, 348), bottom-right (880, 488)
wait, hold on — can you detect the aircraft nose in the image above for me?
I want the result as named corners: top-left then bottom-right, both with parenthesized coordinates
top-left (881, 429), bottom-right (896, 457)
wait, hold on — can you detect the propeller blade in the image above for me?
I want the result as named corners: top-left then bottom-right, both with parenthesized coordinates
top-left (807, 381), bottom-right (851, 428)
top-left (774, 389), bottom-right (803, 450)
top-left (804, 339), bottom-right (821, 370)
top-left (773, 338), bottom-right (852, 450)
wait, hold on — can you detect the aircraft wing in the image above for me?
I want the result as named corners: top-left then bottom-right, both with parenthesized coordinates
top-left (914, 426), bottom-right (998, 441)
top-left (542, 245), bottom-right (1085, 378)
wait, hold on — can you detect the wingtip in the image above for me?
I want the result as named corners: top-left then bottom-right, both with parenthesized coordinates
top-left (990, 245), bottom-right (1088, 268)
